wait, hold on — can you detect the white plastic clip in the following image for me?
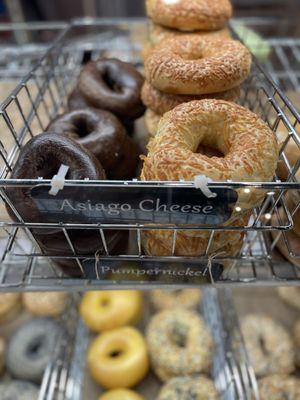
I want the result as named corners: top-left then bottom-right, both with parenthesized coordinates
top-left (49, 164), bottom-right (69, 196)
top-left (194, 175), bottom-right (217, 198)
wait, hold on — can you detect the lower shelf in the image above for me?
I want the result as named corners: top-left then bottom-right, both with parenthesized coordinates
top-left (39, 289), bottom-right (258, 400)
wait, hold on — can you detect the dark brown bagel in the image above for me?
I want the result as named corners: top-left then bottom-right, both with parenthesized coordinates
top-left (5, 133), bottom-right (128, 277)
top-left (47, 108), bottom-right (139, 180)
top-left (67, 89), bottom-right (135, 136)
top-left (77, 58), bottom-right (145, 120)
top-left (67, 87), bottom-right (90, 111)
top-left (6, 132), bottom-right (105, 229)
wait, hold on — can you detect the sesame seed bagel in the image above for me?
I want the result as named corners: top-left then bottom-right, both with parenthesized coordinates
top-left (158, 376), bottom-right (219, 400)
top-left (144, 36), bottom-right (251, 95)
top-left (146, 0), bottom-right (232, 31)
top-left (149, 21), bottom-right (231, 46)
top-left (150, 289), bottom-right (202, 311)
top-left (141, 100), bottom-right (278, 216)
top-left (146, 308), bottom-right (213, 381)
top-left (144, 108), bottom-right (161, 137)
top-left (258, 375), bottom-right (300, 400)
top-left (241, 315), bottom-right (295, 377)
top-left (142, 81), bottom-right (241, 115)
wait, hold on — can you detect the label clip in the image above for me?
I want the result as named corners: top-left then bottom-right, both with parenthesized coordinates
top-left (194, 175), bottom-right (217, 198)
top-left (49, 164), bottom-right (69, 196)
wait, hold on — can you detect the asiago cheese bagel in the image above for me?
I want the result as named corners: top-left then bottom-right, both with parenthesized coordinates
top-left (145, 0), bottom-right (232, 31)
top-left (141, 81), bottom-right (241, 115)
top-left (149, 21), bottom-right (231, 45)
top-left (141, 100), bottom-right (279, 218)
top-left (144, 36), bottom-right (251, 95)
top-left (144, 108), bottom-right (161, 137)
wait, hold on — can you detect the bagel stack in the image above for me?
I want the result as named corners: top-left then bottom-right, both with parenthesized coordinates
top-left (141, 99), bottom-right (278, 261)
top-left (142, 0), bottom-right (247, 137)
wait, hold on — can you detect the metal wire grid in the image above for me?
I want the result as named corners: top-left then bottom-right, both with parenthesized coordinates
top-left (38, 293), bottom-right (80, 400)
top-left (0, 19), bottom-right (298, 289)
top-left (202, 288), bottom-right (259, 400)
top-left (0, 22), bottom-right (68, 78)
top-left (232, 19), bottom-right (300, 93)
top-left (43, 289), bottom-right (258, 400)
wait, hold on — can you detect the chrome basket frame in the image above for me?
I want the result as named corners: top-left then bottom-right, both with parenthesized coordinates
top-left (0, 18), bottom-right (299, 290)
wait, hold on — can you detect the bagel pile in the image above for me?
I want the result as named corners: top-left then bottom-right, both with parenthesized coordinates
top-left (142, 0), bottom-right (252, 137)
top-left (80, 291), bottom-right (149, 398)
top-left (139, 1), bottom-right (280, 262)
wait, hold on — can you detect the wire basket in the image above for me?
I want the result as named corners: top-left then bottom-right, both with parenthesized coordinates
top-left (0, 19), bottom-right (299, 289)
top-left (41, 289), bottom-right (258, 400)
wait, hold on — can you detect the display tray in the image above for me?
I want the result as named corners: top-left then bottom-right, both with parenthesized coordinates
top-left (62, 289), bottom-right (258, 400)
top-left (0, 18), bottom-right (299, 290)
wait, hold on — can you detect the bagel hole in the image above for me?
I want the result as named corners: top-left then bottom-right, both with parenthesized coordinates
top-left (109, 349), bottom-right (123, 358)
top-left (259, 336), bottom-right (269, 356)
top-left (73, 117), bottom-right (93, 138)
top-left (197, 144), bottom-right (224, 158)
top-left (36, 156), bottom-right (72, 180)
top-left (100, 298), bottom-right (110, 307)
top-left (171, 324), bottom-right (188, 348)
top-left (27, 337), bottom-right (44, 357)
top-left (102, 70), bottom-right (122, 93)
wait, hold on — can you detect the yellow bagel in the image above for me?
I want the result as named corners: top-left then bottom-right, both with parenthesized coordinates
top-left (146, 0), bottom-right (232, 31)
top-left (80, 291), bottom-right (143, 332)
top-left (88, 326), bottom-right (149, 389)
top-left (145, 36), bottom-right (251, 95)
top-left (99, 389), bottom-right (144, 400)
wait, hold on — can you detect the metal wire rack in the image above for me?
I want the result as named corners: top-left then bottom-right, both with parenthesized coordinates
top-left (0, 18), bottom-right (299, 290)
top-left (38, 293), bottom-right (79, 400)
top-left (43, 289), bottom-right (258, 400)
top-left (232, 18), bottom-right (300, 93)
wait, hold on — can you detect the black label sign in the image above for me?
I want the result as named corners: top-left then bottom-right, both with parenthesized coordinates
top-left (30, 185), bottom-right (238, 225)
top-left (81, 258), bottom-right (224, 284)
